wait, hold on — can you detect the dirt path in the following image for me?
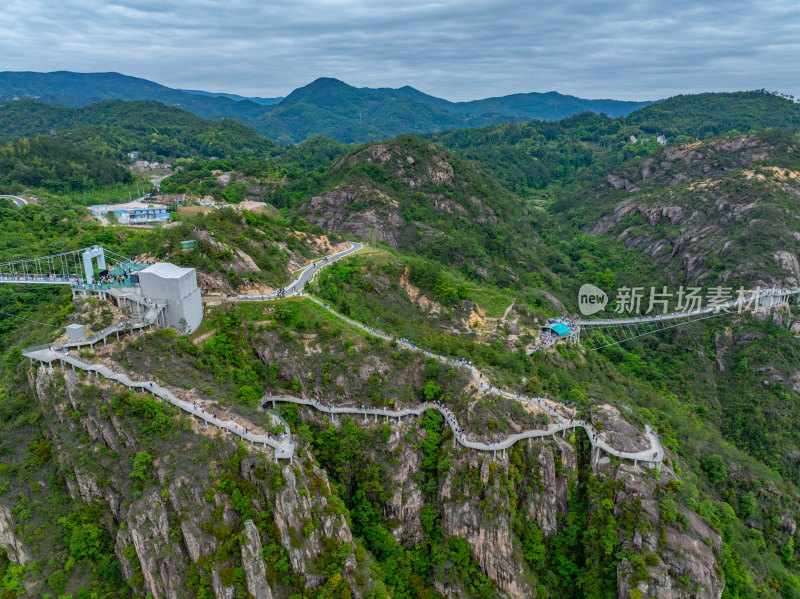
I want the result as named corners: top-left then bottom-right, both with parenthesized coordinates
top-left (501, 301), bottom-right (515, 321)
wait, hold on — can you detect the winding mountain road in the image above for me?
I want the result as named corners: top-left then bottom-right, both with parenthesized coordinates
top-left (0, 195), bottom-right (28, 206)
top-left (233, 242), bottom-right (363, 302)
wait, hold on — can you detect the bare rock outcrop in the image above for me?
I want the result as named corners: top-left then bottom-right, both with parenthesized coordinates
top-left (306, 187), bottom-right (403, 248)
top-left (241, 519), bottom-right (274, 599)
top-left (524, 437), bottom-right (574, 534)
top-left (125, 489), bottom-right (189, 599)
top-left (0, 501), bottom-right (33, 565)
top-left (614, 464), bottom-right (724, 599)
top-left (273, 458), bottom-right (357, 587)
top-left (382, 422), bottom-right (425, 544)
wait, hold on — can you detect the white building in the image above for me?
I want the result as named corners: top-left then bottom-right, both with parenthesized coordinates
top-left (137, 263), bottom-right (203, 333)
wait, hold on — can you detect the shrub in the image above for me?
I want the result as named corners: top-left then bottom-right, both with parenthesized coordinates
top-left (130, 451), bottom-right (153, 481)
top-left (659, 498), bottom-right (678, 526)
top-left (699, 454), bottom-right (727, 485)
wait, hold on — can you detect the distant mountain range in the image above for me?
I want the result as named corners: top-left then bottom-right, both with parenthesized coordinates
top-left (178, 88), bottom-right (283, 106)
top-left (0, 71), bottom-right (653, 144)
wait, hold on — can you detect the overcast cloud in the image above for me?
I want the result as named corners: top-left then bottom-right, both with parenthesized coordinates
top-left (1, 0), bottom-right (798, 101)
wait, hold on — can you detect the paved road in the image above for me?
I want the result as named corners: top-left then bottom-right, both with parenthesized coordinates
top-left (0, 195), bottom-right (28, 206)
top-left (233, 241), bottom-right (363, 301)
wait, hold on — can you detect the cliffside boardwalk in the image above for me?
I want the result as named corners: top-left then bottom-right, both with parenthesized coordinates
top-left (23, 349), bottom-right (296, 460)
top-left (19, 238), bottom-right (663, 466)
top-left (262, 394), bottom-right (664, 468)
top-left (11, 239), bottom-right (712, 468)
top-left (21, 346), bottom-right (662, 468)
top-left (229, 241), bottom-right (665, 467)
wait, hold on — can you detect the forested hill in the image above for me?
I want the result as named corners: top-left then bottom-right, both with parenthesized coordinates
top-left (625, 91), bottom-right (800, 138)
top-left (433, 90), bottom-right (800, 197)
top-left (247, 77), bottom-right (652, 144)
top-left (0, 136), bottom-right (133, 193)
top-left (0, 99), bottom-right (278, 161)
top-left (7, 95), bottom-right (800, 598)
top-left (555, 129), bottom-right (800, 289)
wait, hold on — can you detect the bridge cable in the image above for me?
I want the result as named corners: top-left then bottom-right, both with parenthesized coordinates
top-left (0, 309), bottom-right (62, 328)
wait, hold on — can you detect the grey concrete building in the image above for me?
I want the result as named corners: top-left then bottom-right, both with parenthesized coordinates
top-left (65, 323), bottom-right (86, 341)
top-left (137, 263), bottom-right (203, 333)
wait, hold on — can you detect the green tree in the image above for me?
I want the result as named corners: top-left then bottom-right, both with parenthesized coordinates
top-left (699, 454), bottom-right (727, 485)
top-left (130, 451), bottom-right (153, 481)
top-left (422, 380), bottom-right (441, 400)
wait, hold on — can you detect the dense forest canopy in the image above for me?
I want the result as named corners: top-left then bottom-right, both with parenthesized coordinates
top-left (0, 136), bottom-right (132, 193)
top-left (0, 99), bottom-right (278, 161)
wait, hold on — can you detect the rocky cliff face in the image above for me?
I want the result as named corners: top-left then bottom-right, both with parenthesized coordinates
top-left (438, 437), bottom-right (574, 599)
top-left (259, 458), bottom-right (358, 588)
top-left (294, 136), bottom-right (518, 273)
top-left (27, 365), bottom-right (373, 598)
top-left (306, 186), bottom-right (405, 249)
top-left (613, 463), bottom-right (724, 599)
top-left (0, 501), bottom-right (32, 567)
top-left (585, 132), bottom-right (800, 288)
top-left (353, 409), bottom-right (722, 599)
top-left (17, 358), bottom-right (726, 599)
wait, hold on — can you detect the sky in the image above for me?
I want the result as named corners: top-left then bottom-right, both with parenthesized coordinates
top-left (1, 0), bottom-right (799, 102)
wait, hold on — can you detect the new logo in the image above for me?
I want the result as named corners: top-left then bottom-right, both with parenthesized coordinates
top-left (578, 284), bottom-right (608, 315)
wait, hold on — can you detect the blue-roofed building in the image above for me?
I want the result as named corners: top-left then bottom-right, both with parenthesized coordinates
top-left (541, 320), bottom-right (572, 338)
top-left (113, 207), bottom-right (170, 224)
top-left (89, 200), bottom-right (171, 225)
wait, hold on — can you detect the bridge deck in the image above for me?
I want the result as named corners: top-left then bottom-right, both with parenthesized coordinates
top-left (578, 287), bottom-right (800, 326)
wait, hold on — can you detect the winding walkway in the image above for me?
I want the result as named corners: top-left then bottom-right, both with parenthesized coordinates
top-left (261, 394), bottom-right (663, 468)
top-left (22, 240), bottom-right (664, 467)
top-left (22, 349), bottom-right (295, 460)
top-left (226, 241), bottom-right (664, 467)
top-left (24, 302), bottom-right (166, 356)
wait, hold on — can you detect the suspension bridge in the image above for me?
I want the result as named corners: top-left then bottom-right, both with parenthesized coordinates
top-left (0, 245), bottom-right (144, 286)
top-left (575, 286), bottom-right (800, 349)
